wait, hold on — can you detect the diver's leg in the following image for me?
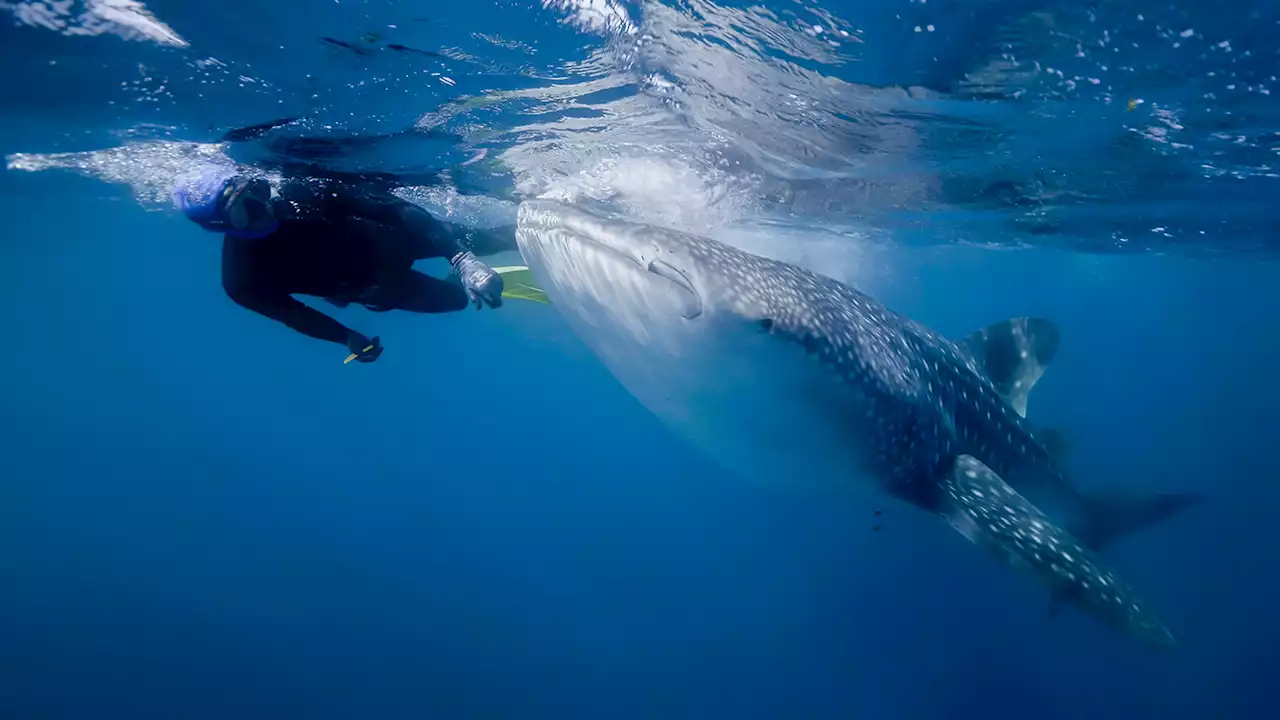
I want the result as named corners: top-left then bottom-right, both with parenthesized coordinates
top-left (367, 270), bottom-right (470, 314)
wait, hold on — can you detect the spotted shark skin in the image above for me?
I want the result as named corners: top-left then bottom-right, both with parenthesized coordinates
top-left (940, 457), bottom-right (1172, 644)
top-left (516, 200), bottom-right (1199, 647)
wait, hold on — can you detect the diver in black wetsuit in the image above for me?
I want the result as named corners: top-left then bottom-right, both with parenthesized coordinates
top-left (172, 160), bottom-right (514, 364)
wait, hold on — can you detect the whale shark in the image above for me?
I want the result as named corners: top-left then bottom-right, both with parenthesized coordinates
top-left (515, 200), bottom-right (1200, 647)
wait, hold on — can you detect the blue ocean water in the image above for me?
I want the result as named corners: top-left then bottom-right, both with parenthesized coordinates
top-left (2, 1), bottom-right (1278, 717)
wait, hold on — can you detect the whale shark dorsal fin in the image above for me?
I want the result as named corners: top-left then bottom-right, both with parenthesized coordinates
top-left (938, 455), bottom-right (1174, 647)
top-left (956, 317), bottom-right (1060, 418)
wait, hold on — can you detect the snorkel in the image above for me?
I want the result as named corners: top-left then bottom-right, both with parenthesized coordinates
top-left (172, 161), bottom-right (280, 240)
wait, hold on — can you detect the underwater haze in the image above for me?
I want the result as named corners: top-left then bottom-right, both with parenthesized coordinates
top-left (2, 0), bottom-right (1279, 717)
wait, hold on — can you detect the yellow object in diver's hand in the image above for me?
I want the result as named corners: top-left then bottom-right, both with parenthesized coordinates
top-left (343, 345), bottom-right (375, 365)
top-left (493, 266), bottom-right (552, 305)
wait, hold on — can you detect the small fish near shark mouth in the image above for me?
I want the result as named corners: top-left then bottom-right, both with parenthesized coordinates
top-left (515, 199), bottom-right (1202, 648)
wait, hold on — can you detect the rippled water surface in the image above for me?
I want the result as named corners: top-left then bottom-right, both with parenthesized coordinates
top-left (6, 0), bottom-right (1278, 254)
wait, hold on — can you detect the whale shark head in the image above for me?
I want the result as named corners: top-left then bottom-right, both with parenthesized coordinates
top-left (515, 200), bottom-right (771, 338)
top-left (516, 200), bottom-right (890, 494)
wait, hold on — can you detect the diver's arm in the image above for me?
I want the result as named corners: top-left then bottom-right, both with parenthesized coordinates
top-left (405, 212), bottom-right (470, 259)
top-left (325, 182), bottom-right (492, 259)
top-left (389, 211), bottom-right (517, 260)
top-left (223, 281), bottom-right (352, 346)
top-left (458, 223), bottom-right (518, 257)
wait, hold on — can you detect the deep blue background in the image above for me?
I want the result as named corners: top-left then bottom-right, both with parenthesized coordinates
top-left (3, 1), bottom-right (1280, 718)
top-left (3, 192), bottom-right (1276, 717)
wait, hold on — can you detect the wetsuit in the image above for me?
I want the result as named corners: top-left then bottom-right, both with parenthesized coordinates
top-left (220, 178), bottom-right (516, 347)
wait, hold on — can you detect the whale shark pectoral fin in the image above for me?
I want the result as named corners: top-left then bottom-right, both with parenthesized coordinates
top-left (956, 317), bottom-right (1059, 418)
top-left (937, 455), bottom-right (1175, 647)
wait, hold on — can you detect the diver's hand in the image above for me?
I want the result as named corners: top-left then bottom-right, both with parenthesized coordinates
top-left (451, 251), bottom-right (504, 310)
top-left (345, 332), bottom-right (384, 364)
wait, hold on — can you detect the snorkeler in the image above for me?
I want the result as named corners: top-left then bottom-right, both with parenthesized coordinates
top-left (172, 160), bottom-right (515, 364)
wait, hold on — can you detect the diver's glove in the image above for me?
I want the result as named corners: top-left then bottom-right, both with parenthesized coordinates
top-left (451, 251), bottom-right (504, 310)
top-left (344, 331), bottom-right (384, 364)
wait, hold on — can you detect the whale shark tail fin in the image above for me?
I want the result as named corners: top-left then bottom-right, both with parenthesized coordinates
top-left (1036, 427), bottom-right (1072, 467)
top-left (957, 317), bottom-right (1060, 418)
top-left (1027, 426), bottom-right (1199, 552)
top-left (938, 454), bottom-right (1175, 647)
top-left (1077, 489), bottom-right (1204, 552)
top-left (1045, 489), bottom-right (1203, 621)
